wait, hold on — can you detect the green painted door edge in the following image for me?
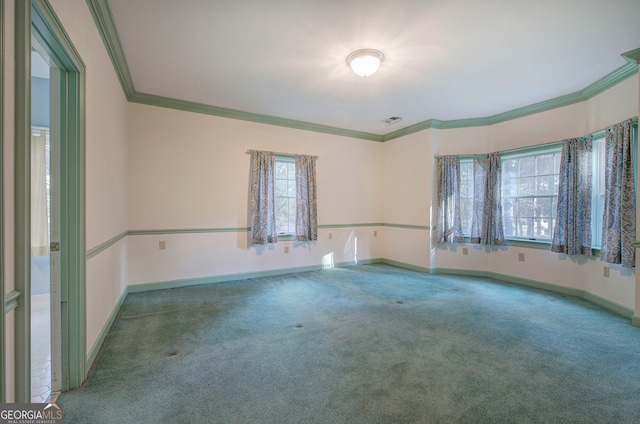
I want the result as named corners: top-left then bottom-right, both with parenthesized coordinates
top-left (14, 0), bottom-right (32, 403)
top-left (32, 0), bottom-right (87, 391)
top-left (0, 0), bottom-right (5, 403)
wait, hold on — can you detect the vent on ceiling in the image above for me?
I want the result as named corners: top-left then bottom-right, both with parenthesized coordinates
top-left (384, 116), bottom-right (403, 126)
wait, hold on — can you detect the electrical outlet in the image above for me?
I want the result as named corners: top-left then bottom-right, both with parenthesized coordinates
top-left (284, 246), bottom-right (289, 254)
top-left (462, 247), bottom-right (469, 256)
top-left (518, 252), bottom-right (525, 262)
top-left (328, 233), bottom-right (333, 240)
top-left (603, 266), bottom-right (610, 278)
top-left (159, 240), bottom-right (166, 250)
top-left (374, 230), bottom-right (378, 237)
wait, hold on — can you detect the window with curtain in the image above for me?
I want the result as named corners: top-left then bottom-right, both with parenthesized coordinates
top-left (459, 160), bottom-right (474, 236)
top-left (249, 151), bottom-right (318, 244)
top-left (601, 120), bottom-right (636, 268)
top-left (434, 155), bottom-right (464, 243)
top-left (455, 120), bottom-right (636, 251)
top-left (275, 157), bottom-right (296, 234)
top-left (551, 137), bottom-right (593, 256)
top-left (470, 152), bottom-right (505, 245)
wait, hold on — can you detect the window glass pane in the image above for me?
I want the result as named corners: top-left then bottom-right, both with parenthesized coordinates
top-left (504, 217), bottom-right (516, 237)
top-left (460, 198), bottom-right (472, 235)
top-left (536, 175), bottom-right (555, 195)
top-left (536, 154), bottom-right (554, 175)
top-left (288, 199), bottom-right (296, 232)
top-left (534, 218), bottom-right (553, 238)
top-left (518, 177), bottom-right (535, 196)
top-left (503, 178), bottom-right (518, 198)
top-left (503, 198), bottom-right (517, 218)
top-left (501, 148), bottom-right (563, 241)
top-left (460, 179), bottom-right (472, 198)
top-left (276, 197), bottom-right (289, 233)
top-left (275, 179), bottom-right (287, 197)
top-left (519, 157), bottom-right (535, 177)
top-left (502, 159), bottom-right (518, 178)
top-left (534, 198), bottom-right (552, 218)
top-left (275, 158), bottom-right (297, 234)
top-left (275, 162), bottom-right (288, 178)
top-left (517, 218), bottom-right (533, 238)
top-left (516, 198), bottom-right (533, 217)
top-left (460, 162), bottom-right (473, 180)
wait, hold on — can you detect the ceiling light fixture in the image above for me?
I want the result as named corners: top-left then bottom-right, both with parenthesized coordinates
top-left (346, 49), bottom-right (384, 78)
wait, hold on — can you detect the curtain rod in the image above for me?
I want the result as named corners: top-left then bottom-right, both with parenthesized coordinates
top-left (245, 149), bottom-right (319, 159)
top-left (434, 116), bottom-right (638, 159)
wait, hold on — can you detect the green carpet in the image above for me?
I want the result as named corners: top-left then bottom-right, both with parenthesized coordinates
top-left (59, 264), bottom-right (640, 423)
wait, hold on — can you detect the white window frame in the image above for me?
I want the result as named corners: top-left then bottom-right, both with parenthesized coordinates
top-left (459, 159), bottom-right (474, 236)
top-left (500, 148), bottom-right (561, 243)
top-left (274, 156), bottom-right (296, 238)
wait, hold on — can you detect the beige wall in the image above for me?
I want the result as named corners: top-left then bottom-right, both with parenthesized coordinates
top-left (49, 0), bottom-right (129, 359)
top-left (382, 75), bottom-right (638, 310)
top-left (127, 103), bottom-right (384, 286)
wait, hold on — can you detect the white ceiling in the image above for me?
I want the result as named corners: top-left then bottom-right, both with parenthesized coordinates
top-left (107, 0), bottom-right (640, 136)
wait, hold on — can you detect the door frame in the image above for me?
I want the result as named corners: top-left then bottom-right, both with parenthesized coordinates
top-left (14, 0), bottom-right (86, 401)
top-left (0, 0), bottom-right (6, 403)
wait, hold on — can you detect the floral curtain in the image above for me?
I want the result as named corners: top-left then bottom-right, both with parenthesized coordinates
top-left (295, 155), bottom-right (318, 241)
top-left (249, 150), bottom-right (278, 245)
top-left (435, 155), bottom-right (464, 243)
top-left (551, 137), bottom-right (592, 255)
top-left (601, 120), bottom-right (635, 268)
top-left (470, 152), bottom-right (505, 245)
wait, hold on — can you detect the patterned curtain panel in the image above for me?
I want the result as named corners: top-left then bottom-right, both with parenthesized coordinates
top-left (295, 155), bottom-right (318, 241)
top-left (601, 120), bottom-right (636, 268)
top-left (551, 137), bottom-right (592, 256)
top-left (435, 155), bottom-right (464, 243)
top-left (249, 150), bottom-right (278, 245)
top-left (470, 152), bottom-right (505, 245)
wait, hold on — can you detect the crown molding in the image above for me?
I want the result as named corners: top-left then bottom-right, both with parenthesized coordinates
top-left (129, 91), bottom-right (383, 142)
top-left (86, 0), bottom-right (638, 142)
top-left (85, 0), bottom-right (134, 98)
top-left (623, 47), bottom-right (640, 64)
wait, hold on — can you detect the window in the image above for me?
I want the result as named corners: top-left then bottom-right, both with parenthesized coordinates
top-left (591, 137), bottom-right (605, 248)
top-left (459, 159), bottom-right (474, 236)
top-left (456, 123), bottom-right (636, 248)
top-left (501, 149), bottom-right (561, 241)
top-left (275, 157), bottom-right (296, 235)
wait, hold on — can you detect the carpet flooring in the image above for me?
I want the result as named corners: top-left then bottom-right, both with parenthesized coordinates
top-left (58, 264), bottom-right (640, 423)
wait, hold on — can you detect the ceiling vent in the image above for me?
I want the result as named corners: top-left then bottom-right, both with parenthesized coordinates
top-left (384, 116), bottom-right (403, 126)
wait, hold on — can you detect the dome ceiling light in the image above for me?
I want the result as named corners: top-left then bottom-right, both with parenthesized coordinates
top-left (346, 49), bottom-right (384, 78)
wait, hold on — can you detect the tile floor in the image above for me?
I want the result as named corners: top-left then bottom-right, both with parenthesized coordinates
top-left (31, 293), bottom-right (52, 403)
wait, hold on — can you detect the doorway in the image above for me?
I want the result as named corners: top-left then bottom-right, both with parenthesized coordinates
top-left (30, 47), bottom-right (61, 403)
top-left (12, 1), bottom-right (86, 402)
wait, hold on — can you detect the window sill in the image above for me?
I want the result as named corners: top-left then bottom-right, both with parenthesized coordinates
top-left (278, 234), bottom-right (295, 241)
top-left (506, 239), bottom-right (551, 250)
top-left (458, 237), bottom-right (602, 254)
